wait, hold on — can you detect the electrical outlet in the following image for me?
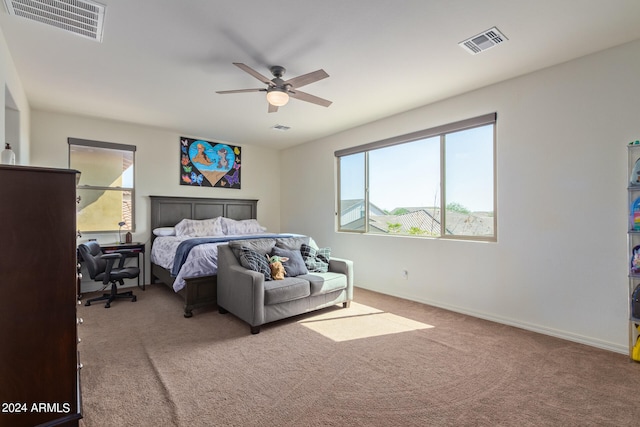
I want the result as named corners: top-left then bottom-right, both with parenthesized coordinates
top-left (402, 270), bottom-right (409, 279)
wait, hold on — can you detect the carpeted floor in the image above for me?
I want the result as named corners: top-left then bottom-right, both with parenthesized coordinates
top-left (77, 284), bottom-right (640, 426)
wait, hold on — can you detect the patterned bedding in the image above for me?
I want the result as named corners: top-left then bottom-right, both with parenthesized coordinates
top-left (151, 233), bottom-right (290, 292)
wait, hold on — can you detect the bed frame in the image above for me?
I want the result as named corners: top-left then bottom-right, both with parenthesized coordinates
top-left (149, 196), bottom-right (258, 317)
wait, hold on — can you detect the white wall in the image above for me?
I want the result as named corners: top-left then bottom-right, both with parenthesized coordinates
top-left (0, 27), bottom-right (30, 164)
top-left (30, 111), bottom-right (282, 291)
top-left (30, 111), bottom-right (282, 235)
top-left (280, 39), bottom-right (640, 353)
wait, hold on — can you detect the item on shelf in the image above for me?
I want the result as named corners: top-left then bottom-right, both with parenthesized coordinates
top-left (125, 231), bottom-right (132, 243)
top-left (632, 284), bottom-right (640, 319)
top-left (632, 198), bottom-right (640, 231)
top-left (631, 197), bottom-right (640, 231)
top-left (631, 158), bottom-right (640, 186)
top-left (633, 327), bottom-right (640, 362)
top-left (631, 246), bottom-right (640, 274)
top-left (1, 143), bottom-right (15, 165)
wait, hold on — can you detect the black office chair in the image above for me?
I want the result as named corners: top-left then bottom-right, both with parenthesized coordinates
top-left (78, 241), bottom-right (138, 308)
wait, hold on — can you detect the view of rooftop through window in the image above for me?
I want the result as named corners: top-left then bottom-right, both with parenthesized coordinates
top-left (338, 119), bottom-right (495, 240)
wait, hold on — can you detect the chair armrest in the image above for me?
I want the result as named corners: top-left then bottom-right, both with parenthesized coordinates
top-left (329, 257), bottom-right (354, 301)
top-left (217, 245), bottom-right (266, 326)
top-left (101, 251), bottom-right (130, 269)
top-left (112, 249), bottom-right (136, 268)
top-left (100, 253), bottom-right (122, 283)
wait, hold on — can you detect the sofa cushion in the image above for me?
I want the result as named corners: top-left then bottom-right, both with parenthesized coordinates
top-left (270, 246), bottom-right (308, 277)
top-left (229, 238), bottom-right (276, 260)
top-left (264, 277), bottom-right (310, 305)
top-left (300, 244), bottom-right (331, 273)
top-left (299, 272), bottom-right (347, 296)
top-left (238, 247), bottom-right (272, 281)
top-left (275, 236), bottom-right (310, 250)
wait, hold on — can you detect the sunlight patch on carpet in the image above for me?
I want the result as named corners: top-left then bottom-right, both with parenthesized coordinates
top-left (298, 302), bottom-right (434, 342)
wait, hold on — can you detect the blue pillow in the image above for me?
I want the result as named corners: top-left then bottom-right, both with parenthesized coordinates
top-left (271, 246), bottom-right (308, 277)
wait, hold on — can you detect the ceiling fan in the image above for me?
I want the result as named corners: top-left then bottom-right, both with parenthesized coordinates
top-left (216, 63), bottom-right (332, 113)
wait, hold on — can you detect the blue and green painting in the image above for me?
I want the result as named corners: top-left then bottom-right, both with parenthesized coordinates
top-left (179, 137), bottom-right (241, 188)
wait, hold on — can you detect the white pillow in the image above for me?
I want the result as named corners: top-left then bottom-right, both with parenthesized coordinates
top-left (153, 227), bottom-right (176, 237)
top-left (221, 217), bottom-right (267, 235)
top-left (174, 217), bottom-right (224, 237)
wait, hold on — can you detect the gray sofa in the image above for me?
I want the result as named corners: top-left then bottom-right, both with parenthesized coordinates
top-left (217, 236), bottom-right (353, 334)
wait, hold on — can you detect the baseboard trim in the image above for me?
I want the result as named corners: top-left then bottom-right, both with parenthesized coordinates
top-left (356, 285), bottom-right (628, 355)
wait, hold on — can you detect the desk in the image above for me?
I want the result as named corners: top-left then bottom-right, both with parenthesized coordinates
top-left (100, 242), bottom-right (146, 290)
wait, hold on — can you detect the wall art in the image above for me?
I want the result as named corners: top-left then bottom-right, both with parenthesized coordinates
top-left (179, 137), bottom-right (241, 188)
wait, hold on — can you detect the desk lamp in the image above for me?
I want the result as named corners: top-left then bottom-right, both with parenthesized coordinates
top-left (118, 221), bottom-right (126, 244)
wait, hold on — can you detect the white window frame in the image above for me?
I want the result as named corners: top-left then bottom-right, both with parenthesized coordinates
top-left (68, 137), bottom-right (136, 234)
top-left (335, 113), bottom-right (497, 241)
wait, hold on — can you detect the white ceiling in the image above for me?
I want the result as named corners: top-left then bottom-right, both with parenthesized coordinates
top-left (1, 0), bottom-right (640, 150)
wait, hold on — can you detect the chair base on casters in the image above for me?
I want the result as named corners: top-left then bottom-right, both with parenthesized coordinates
top-left (85, 283), bottom-right (137, 308)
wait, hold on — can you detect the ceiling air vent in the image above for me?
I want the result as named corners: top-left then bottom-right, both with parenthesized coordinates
top-left (271, 124), bottom-right (291, 132)
top-left (3, 0), bottom-right (106, 42)
top-left (459, 27), bottom-right (507, 55)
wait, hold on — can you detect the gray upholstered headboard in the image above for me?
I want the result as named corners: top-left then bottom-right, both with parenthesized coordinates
top-left (149, 196), bottom-right (258, 243)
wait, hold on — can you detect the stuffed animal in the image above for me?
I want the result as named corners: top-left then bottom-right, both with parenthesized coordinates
top-left (266, 255), bottom-right (289, 280)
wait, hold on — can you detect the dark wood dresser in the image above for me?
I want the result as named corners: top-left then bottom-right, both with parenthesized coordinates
top-left (0, 165), bottom-right (82, 426)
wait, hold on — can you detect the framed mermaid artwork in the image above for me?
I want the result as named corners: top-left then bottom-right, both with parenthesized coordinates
top-left (179, 137), bottom-right (241, 188)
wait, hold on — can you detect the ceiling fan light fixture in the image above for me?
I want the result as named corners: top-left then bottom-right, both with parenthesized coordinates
top-left (218, 63), bottom-right (331, 111)
top-left (266, 88), bottom-right (289, 107)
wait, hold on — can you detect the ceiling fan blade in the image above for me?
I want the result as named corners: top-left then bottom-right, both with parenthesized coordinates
top-left (284, 69), bottom-right (329, 88)
top-left (233, 63), bottom-right (274, 86)
top-left (288, 89), bottom-right (332, 107)
top-left (216, 88), bottom-right (266, 94)
top-left (268, 103), bottom-right (279, 113)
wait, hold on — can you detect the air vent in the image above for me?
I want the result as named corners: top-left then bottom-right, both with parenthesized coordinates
top-left (271, 124), bottom-right (291, 132)
top-left (459, 27), bottom-right (507, 55)
top-left (3, 0), bottom-right (106, 42)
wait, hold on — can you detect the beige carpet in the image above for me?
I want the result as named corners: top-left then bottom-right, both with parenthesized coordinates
top-left (77, 284), bottom-right (640, 426)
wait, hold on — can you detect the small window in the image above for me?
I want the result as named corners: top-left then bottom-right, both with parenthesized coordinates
top-left (69, 138), bottom-right (136, 234)
top-left (338, 152), bottom-right (366, 232)
top-left (336, 113), bottom-right (496, 241)
top-left (444, 126), bottom-right (495, 238)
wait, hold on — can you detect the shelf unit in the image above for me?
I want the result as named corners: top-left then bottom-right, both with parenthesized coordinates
top-left (628, 142), bottom-right (640, 362)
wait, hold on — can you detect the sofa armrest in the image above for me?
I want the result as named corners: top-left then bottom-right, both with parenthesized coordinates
top-left (329, 257), bottom-right (354, 301)
top-left (217, 245), bottom-right (266, 326)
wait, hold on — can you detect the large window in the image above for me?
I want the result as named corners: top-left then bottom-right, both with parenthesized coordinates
top-left (69, 138), bottom-right (136, 234)
top-left (336, 113), bottom-right (496, 241)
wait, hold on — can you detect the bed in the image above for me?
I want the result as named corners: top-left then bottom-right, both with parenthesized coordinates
top-left (149, 196), bottom-right (259, 317)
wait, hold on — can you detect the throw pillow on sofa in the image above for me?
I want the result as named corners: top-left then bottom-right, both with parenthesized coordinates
top-left (228, 238), bottom-right (276, 259)
top-left (300, 244), bottom-right (331, 273)
top-left (275, 236), bottom-right (310, 250)
top-left (270, 246), bottom-right (308, 277)
top-left (239, 247), bottom-right (272, 281)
